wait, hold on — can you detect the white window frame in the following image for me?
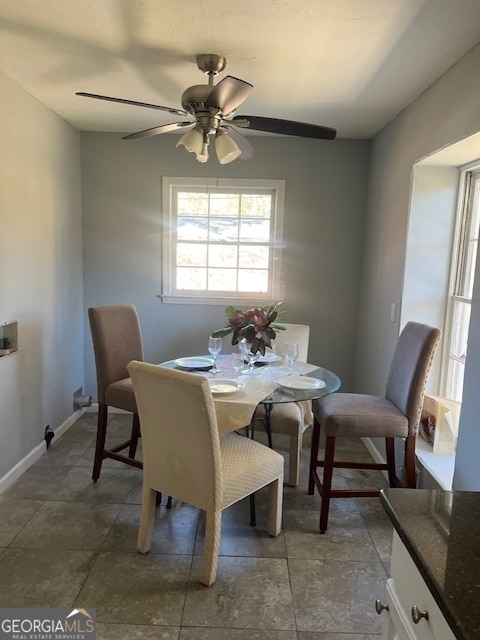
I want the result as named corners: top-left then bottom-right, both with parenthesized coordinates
top-left (160, 177), bottom-right (285, 305)
top-left (442, 160), bottom-right (480, 402)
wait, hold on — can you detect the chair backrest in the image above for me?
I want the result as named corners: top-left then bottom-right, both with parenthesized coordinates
top-left (128, 361), bottom-right (222, 511)
top-left (89, 304), bottom-right (144, 403)
top-left (386, 321), bottom-right (441, 435)
top-left (274, 323), bottom-right (310, 362)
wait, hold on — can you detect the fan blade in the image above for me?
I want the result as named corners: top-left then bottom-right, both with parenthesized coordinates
top-left (76, 92), bottom-right (188, 116)
top-left (205, 76), bottom-right (253, 116)
top-left (222, 125), bottom-right (255, 160)
top-left (232, 115), bottom-right (336, 140)
top-left (123, 122), bottom-right (193, 140)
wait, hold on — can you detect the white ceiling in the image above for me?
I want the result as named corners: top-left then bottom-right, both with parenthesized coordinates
top-left (1, 0), bottom-right (480, 139)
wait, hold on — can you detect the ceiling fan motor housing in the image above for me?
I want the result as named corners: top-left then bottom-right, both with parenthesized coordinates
top-left (181, 84), bottom-right (212, 114)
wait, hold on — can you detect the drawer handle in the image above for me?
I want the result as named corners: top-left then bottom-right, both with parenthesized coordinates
top-left (375, 600), bottom-right (389, 615)
top-left (411, 605), bottom-right (429, 624)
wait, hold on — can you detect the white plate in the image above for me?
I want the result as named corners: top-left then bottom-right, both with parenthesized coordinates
top-left (208, 379), bottom-right (245, 394)
top-left (276, 376), bottom-right (326, 390)
top-left (256, 354), bottom-right (282, 364)
top-left (174, 356), bottom-right (213, 369)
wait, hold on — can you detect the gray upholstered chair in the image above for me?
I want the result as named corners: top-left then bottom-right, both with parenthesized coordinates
top-left (88, 303), bottom-right (144, 480)
top-left (128, 360), bottom-right (284, 586)
top-left (255, 323), bottom-right (312, 486)
top-left (308, 321), bottom-right (441, 533)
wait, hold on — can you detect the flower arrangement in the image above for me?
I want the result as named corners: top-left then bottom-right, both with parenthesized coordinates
top-left (212, 301), bottom-right (286, 355)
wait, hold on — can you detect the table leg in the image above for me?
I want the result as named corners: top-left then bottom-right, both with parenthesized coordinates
top-left (250, 493), bottom-right (256, 526)
top-left (249, 404), bottom-right (274, 526)
top-left (263, 402), bottom-right (273, 448)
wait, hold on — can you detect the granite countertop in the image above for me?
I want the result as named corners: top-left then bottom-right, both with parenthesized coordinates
top-left (380, 488), bottom-right (480, 640)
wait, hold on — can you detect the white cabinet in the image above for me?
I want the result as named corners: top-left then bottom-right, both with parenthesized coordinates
top-left (378, 531), bottom-right (456, 640)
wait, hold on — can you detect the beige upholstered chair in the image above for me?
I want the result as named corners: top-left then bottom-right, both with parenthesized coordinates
top-left (88, 304), bottom-right (144, 480)
top-left (308, 321), bottom-right (441, 533)
top-left (255, 323), bottom-right (312, 486)
top-left (128, 360), bottom-right (284, 586)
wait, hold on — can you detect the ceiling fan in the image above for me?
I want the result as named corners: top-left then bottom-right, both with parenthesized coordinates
top-left (77, 53), bottom-right (337, 164)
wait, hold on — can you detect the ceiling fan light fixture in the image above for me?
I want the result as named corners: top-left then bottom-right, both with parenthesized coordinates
top-left (215, 130), bottom-right (241, 164)
top-left (195, 133), bottom-right (210, 163)
top-left (177, 128), bottom-right (203, 154)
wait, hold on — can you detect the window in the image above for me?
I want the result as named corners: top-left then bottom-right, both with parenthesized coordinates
top-left (444, 165), bottom-right (480, 402)
top-left (161, 177), bottom-right (285, 304)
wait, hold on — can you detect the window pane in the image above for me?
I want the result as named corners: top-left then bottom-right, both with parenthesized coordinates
top-left (209, 245), bottom-right (238, 268)
top-left (239, 245), bottom-right (269, 268)
top-left (177, 192), bottom-right (208, 216)
top-left (446, 299), bottom-right (470, 402)
top-left (448, 359), bottom-right (466, 403)
top-left (163, 177), bottom-right (284, 301)
top-left (177, 243), bottom-right (207, 266)
top-left (209, 218), bottom-right (239, 241)
top-left (238, 269), bottom-right (268, 292)
top-left (464, 179), bottom-right (480, 297)
top-left (241, 194), bottom-right (272, 218)
top-left (178, 217), bottom-right (208, 240)
top-left (210, 194), bottom-right (240, 217)
top-left (208, 268), bottom-right (237, 291)
top-left (450, 300), bottom-right (470, 361)
top-left (239, 219), bottom-right (270, 242)
top-left (177, 267), bottom-right (206, 290)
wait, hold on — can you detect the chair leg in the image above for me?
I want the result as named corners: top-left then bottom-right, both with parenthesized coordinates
top-left (128, 413), bottom-right (141, 458)
top-left (200, 511), bottom-right (222, 586)
top-left (404, 435), bottom-right (417, 488)
top-left (137, 485), bottom-right (157, 553)
top-left (385, 437), bottom-right (396, 487)
top-left (267, 476), bottom-right (283, 537)
top-left (288, 431), bottom-right (301, 487)
top-left (320, 436), bottom-right (336, 534)
top-left (308, 416), bottom-right (321, 495)
top-left (92, 403), bottom-right (108, 482)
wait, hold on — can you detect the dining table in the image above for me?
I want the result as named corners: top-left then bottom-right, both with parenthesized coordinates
top-left (160, 353), bottom-right (341, 445)
top-left (161, 353), bottom-right (341, 525)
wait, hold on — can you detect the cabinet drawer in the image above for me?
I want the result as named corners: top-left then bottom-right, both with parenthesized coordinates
top-left (389, 531), bottom-right (455, 640)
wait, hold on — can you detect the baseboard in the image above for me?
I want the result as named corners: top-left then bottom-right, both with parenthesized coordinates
top-left (0, 408), bottom-right (86, 494)
top-left (362, 436), bottom-right (390, 483)
top-left (362, 436), bottom-right (385, 464)
top-left (84, 402), bottom-right (128, 414)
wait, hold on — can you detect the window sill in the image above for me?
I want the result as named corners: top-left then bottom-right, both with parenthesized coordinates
top-left (158, 294), bottom-right (279, 306)
top-left (415, 438), bottom-right (455, 490)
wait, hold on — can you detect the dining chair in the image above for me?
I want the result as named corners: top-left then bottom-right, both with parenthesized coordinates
top-left (255, 323), bottom-right (312, 486)
top-left (128, 360), bottom-right (284, 586)
top-left (88, 303), bottom-right (144, 480)
top-left (308, 321), bottom-right (441, 533)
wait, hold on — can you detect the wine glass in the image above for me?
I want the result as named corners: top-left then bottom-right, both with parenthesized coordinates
top-left (231, 352), bottom-right (245, 378)
top-left (264, 341), bottom-right (276, 370)
top-left (238, 340), bottom-right (260, 374)
top-left (208, 336), bottom-right (222, 373)
top-left (283, 342), bottom-right (299, 375)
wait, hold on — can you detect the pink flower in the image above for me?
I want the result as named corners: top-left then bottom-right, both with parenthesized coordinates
top-left (228, 310), bottom-right (247, 333)
top-left (245, 308), bottom-right (269, 331)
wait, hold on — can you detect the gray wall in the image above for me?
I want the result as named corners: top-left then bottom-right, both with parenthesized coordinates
top-left (356, 43), bottom-right (480, 489)
top-left (0, 72), bottom-right (84, 481)
top-left (81, 133), bottom-right (371, 401)
top-left (3, 40), bottom-right (480, 491)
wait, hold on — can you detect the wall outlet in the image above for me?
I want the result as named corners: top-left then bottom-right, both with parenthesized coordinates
top-left (44, 425), bottom-right (54, 448)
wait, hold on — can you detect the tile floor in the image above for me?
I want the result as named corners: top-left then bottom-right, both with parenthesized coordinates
top-left (0, 412), bottom-right (393, 639)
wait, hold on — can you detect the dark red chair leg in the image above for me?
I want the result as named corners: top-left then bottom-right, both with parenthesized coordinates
top-left (308, 416), bottom-right (321, 495)
top-left (385, 437), bottom-right (396, 487)
top-left (404, 435), bottom-right (417, 488)
top-left (92, 403), bottom-right (108, 482)
top-left (128, 413), bottom-right (141, 458)
top-left (320, 436), bottom-right (335, 533)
